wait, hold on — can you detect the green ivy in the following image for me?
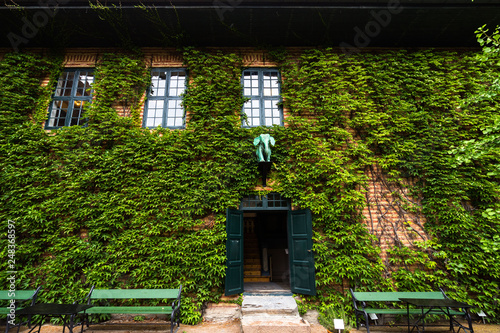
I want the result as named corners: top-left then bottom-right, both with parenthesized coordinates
top-left (1, 48), bottom-right (499, 326)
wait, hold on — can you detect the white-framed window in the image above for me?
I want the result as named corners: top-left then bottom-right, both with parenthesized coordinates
top-left (143, 69), bottom-right (186, 129)
top-left (242, 69), bottom-right (282, 127)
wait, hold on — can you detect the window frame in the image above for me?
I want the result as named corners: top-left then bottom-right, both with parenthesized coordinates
top-left (241, 68), bottom-right (283, 128)
top-left (45, 68), bottom-right (94, 129)
top-left (143, 68), bottom-right (187, 129)
top-left (239, 193), bottom-right (290, 211)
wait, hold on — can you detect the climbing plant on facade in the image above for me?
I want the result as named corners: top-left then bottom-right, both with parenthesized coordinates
top-left (1, 47), bottom-right (499, 325)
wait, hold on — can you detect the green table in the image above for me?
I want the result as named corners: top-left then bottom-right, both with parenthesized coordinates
top-left (400, 298), bottom-right (474, 333)
top-left (15, 303), bottom-right (92, 333)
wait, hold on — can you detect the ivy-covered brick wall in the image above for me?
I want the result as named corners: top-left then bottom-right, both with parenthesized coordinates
top-left (0, 47), bottom-right (499, 325)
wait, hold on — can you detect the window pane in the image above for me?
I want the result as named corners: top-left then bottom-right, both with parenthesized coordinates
top-left (243, 100), bottom-right (260, 127)
top-left (145, 100), bottom-right (164, 127)
top-left (150, 71), bottom-right (167, 97)
top-left (48, 100), bottom-right (68, 127)
top-left (243, 71), bottom-right (259, 97)
top-left (169, 71), bottom-right (186, 96)
top-left (55, 72), bottom-right (75, 97)
top-left (272, 101), bottom-right (281, 117)
top-left (167, 100), bottom-right (183, 127)
top-left (70, 101), bottom-right (85, 126)
top-left (241, 195), bottom-right (263, 208)
top-left (147, 118), bottom-right (161, 127)
top-left (167, 108), bottom-right (176, 118)
top-left (264, 100), bottom-right (272, 113)
top-left (264, 99), bottom-right (280, 126)
top-left (76, 72), bottom-right (94, 97)
top-left (263, 71), bottom-right (279, 96)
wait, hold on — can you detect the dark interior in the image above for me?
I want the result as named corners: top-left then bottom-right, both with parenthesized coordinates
top-left (255, 211), bottom-right (289, 283)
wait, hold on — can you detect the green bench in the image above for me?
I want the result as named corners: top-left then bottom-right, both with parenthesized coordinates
top-left (350, 289), bottom-right (471, 333)
top-left (82, 285), bottom-right (182, 333)
top-left (0, 287), bottom-right (41, 333)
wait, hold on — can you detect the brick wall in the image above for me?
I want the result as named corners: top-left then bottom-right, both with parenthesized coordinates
top-left (363, 165), bottom-right (428, 263)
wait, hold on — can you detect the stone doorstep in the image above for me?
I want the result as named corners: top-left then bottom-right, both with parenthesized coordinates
top-left (241, 307), bottom-right (298, 316)
top-left (241, 296), bottom-right (299, 316)
top-left (241, 315), bottom-right (311, 333)
top-left (240, 295), bottom-right (311, 333)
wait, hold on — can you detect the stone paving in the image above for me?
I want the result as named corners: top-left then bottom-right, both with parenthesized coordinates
top-left (6, 321), bottom-right (500, 333)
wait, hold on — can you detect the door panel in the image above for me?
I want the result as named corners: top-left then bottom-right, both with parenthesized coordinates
top-left (288, 209), bottom-right (316, 295)
top-left (225, 209), bottom-right (244, 296)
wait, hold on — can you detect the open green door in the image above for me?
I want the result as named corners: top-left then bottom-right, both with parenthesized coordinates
top-left (288, 209), bottom-right (316, 295)
top-left (225, 208), bottom-right (244, 296)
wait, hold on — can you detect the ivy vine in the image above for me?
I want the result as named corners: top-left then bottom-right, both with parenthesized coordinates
top-left (0, 47), bottom-right (499, 325)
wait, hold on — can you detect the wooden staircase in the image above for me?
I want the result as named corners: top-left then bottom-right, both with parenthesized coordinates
top-left (244, 220), bottom-right (271, 283)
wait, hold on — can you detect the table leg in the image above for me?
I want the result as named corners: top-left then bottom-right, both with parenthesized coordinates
top-left (407, 303), bottom-right (410, 333)
top-left (445, 308), bottom-right (474, 333)
top-left (409, 306), bottom-right (437, 333)
top-left (19, 317), bottom-right (43, 333)
top-left (60, 314), bottom-right (76, 333)
top-left (62, 316), bottom-right (67, 333)
top-left (421, 306), bottom-right (425, 332)
top-left (465, 309), bottom-right (474, 333)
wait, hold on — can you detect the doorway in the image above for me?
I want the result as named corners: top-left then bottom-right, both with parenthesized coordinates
top-left (243, 211), bottom-right (290, 291)
top-left (225, 194), bottom-right (316, 296)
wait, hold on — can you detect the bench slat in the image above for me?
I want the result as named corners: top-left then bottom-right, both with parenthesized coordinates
top-left (353, 291), bottom-right (445, 302)
top-left (86, 306), bottom-right (173, 314)
top-left (91, 289), bottom-right (180, 300)
top-left (362, 308), bottom-right (465, 315)
top-left (0, 290), bottom-right (37, 300)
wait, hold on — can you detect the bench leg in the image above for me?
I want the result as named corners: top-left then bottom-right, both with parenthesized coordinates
top-left (362, 312), bottom-right (371, 333)
top-left (170, 313), bottom-right (181, 333)
top-left (464, 311), bottom-right (474, 333)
